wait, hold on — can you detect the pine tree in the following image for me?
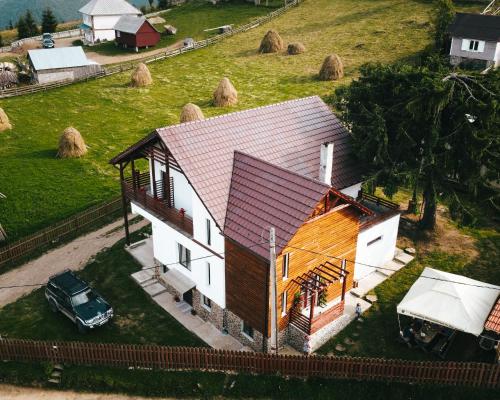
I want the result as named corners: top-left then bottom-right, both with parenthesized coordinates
top-left (158, 0), bottom-right (169, 10)
top-left (0, 33), bottom-right (3, 47)
top-left (24, 10), bottom-right (39, 37)
top-left (41, 8), bottom-right (58, 33)
top-left (433, 0), bottom-right (455, 54)
top-left (333, 63), bottom-right (499, 230)
top-left (16, 15), bottom-right (29, 39)
top-left (8, 20), bottom-right (14, 30)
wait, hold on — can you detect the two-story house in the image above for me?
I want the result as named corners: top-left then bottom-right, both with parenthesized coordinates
top-left (79, 0), bottom-right (142, 45)
top-left (110, 96), bottom-right (401, 352)
top-left (448, 13), bottom-right (500, 69)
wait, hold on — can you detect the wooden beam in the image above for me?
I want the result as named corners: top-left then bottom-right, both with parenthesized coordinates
top-left (151, 153), bottom-right (157, 199)
top-left (119, 163), bottom-right (131, 246)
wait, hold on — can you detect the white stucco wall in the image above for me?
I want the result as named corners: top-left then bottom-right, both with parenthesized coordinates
top-left (354, 214), bottom-right (400, 280)
top-left (37, 71), bottom-right (74, 84)
top-left (340, 182), bottom-right (362, 199)
top-left (134, 160), bottom-right (226, 308)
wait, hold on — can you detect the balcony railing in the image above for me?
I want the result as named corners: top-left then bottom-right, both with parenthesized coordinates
top-left (290, 301), bottom-right (345, 335)
top-left (358, 191), bottom-right (401, 230)
top-left (123, 173), bottom-right (193, 237)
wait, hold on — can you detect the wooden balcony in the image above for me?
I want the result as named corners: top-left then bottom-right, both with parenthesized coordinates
top-left (358, 191), bottom-right (400, 231)
top-left (123, 173), bottom-right (193, 237)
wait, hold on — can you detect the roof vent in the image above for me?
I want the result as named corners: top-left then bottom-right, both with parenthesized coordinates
top-left (319, 142), bottom-right (334, 185)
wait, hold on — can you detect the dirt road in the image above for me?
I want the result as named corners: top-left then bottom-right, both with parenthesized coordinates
top-left (0, 216), bottom-right (148, 308)
top-left (0, 384), bottom-right (173, 400)
top-left (85, 42), bottom-right (183, 65)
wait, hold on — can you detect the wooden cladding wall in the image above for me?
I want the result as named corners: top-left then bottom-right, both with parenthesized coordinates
top-left (276, 205), bottom-right (360, 332)
top-left (225, 239), bottom-right (269, 335)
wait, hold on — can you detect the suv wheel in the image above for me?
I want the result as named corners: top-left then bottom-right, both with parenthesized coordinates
top-left (77, 320), bottom-right (88, 334)
top-left (49, 300), bottom-right (58, 313)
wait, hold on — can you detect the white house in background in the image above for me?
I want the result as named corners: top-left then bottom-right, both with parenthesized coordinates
top-left (448, 13), bottom-right (500, 69)
top-left (79, 0), bottom-right (142, 45)
top-left (110, 96), bottom-right (401, 352)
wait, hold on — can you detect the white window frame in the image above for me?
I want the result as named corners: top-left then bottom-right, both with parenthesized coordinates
top-left (241, 320), bottom-right (254, 341)
top-left (281, 290), bottom-right (287, 317)
top-left (462, 38), bottom-right (485, 53)
top-left (178, 243), bottom-right (191, 270)
top-left (282, 253), bottom-right (289, 280)
top-left (201, 294), bottom-right (211, 311)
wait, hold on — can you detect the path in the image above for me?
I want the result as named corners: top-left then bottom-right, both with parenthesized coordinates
top-left (85, 41), bottom-right (183, 65)
top-left (0, 384), bottom-right (173, 400)
top-left (0, 216), bottom-right (148, 308)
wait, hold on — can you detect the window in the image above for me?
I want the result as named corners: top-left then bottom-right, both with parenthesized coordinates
top-left (162, 264), bottom-right (167, 274)
top-left (281, 290), bottom-right (288, 316)
top-left (206, 262), bottom-right (211, 285)
top-left (206, 219), bottom-right (211, 246)
top-left (282, 253), bottom-right (290, 280)
top-left (201, 295), bottom-right (211, 310)
top-left (469, 40), bottom-right (479, 51)
top-left (178, 243), bottom-right (191, 270)
top-left (367, 236), bottom-right (382, 246)
top-left (116, 31), bottom-right (120, 38)
top-left (242, 321), bottom-right (254, 339)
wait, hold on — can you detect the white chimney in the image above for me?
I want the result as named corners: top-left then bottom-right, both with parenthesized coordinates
top-left (319, 142), bottom-right (334, 185)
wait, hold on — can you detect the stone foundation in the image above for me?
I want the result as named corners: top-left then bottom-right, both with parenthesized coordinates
top-left (225, 309), bottom-right (265, 352)
top-left (192, 289), bottom-right (224, 330)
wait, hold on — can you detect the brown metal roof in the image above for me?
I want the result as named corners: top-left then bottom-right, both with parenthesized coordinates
top-left (485, 297), bottom-right (500, 334)
top-left (224, 151), bottom-right (330, 260)
top-left (156, 96), bottom-right (362, 228)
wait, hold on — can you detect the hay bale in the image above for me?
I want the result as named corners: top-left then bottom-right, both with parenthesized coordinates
top-left (57, 127), bottom-right (87, 158)
top-left (259, 30), bottom-right (284, 53)
top-left (213, 77), bottom-right (238, 107)
top-left (0, 108), bottom-right (12, 132)
top-left (130, 63), bottom-right (152, 88)
top-left (318, 54), bottom-right (344, 81)
top-left (180, 103), bottom-right (205, 123)
top-left (287, 42), bottom-right (306, 55)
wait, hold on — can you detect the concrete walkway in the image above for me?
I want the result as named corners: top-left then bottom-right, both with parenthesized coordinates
top-left (0, 216), bottom-right (148, 308)
top-left (128, 239), bottom-right (247, 351)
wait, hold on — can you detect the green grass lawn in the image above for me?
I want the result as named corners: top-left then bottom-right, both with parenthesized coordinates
top-left (0, 361), bottom-right (498, 400)
top-left (0, 0), bottom-right (442, 241)
top-left (89, 0), bottom-right (281, 56)
top-left (0, 228), bottom-right (204, 346)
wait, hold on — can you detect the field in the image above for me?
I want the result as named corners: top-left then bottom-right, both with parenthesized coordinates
top-left (0, 0), bottom-right (443, 241)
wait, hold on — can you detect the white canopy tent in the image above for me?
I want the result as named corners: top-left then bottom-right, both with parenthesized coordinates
top-left (397, 267), bottom-right (500, 336)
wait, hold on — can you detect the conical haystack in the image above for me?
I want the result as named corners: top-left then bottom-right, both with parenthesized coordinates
top-left (57, 127), bottom-right (87, 158)
top-left (287, 42), bottom-right (306, 55)
top-left (259, 30), bottom-right (284, 53)
top-left (180, 103), bottom-right (205, 123)
top-left (130, 63), bottom-right (152, 87)
top-left (318, 54), bottom-right (344, 81)
top-left (213, 77), bottom-right (238, 107)
top-left (0, 108), bottom-right (11, 132)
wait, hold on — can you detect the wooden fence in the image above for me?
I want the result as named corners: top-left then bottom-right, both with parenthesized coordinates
top-left (0, 0), bottom-right (300, 98)
top-left (0, 197), bottom-right (123, 269)
top-left (0, 339), bottom-right (498, 388)
top-left (0, 29), bottom-right (82, 53)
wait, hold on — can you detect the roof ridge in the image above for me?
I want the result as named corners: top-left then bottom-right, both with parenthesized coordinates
top-left (156, 95), bottom-right (325, 133)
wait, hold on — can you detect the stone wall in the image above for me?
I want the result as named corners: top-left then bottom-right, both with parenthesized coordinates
top-left (225, 309), bottom-right (265, 352)
top-left (192, 289), bottom-right (224, 330)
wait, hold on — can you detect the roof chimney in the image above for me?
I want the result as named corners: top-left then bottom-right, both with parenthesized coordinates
top-left (319, 142), bottom-right (334, 186)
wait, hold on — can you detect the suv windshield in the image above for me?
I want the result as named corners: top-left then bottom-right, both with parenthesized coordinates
top-left (71, 289), bottom-right (96, 307)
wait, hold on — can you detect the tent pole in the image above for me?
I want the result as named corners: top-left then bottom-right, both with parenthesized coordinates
top-left (397, 313), bottom-right (402, 336)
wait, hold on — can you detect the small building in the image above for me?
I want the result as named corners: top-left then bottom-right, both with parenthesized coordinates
top-left (79, 0), bottom-right (142, 45)
top-left (114, 16), bottom-right (161, 51)
top-left (448, 13), bottom-right (500, 69)
top-left (27, 47), bottom-right (101, 84)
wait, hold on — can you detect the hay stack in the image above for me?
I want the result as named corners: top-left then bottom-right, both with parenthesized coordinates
top-left (0, 108), bottom-right (11, 132)
top-left (259, 30), bottom-right (284, 53)
top-left (318, 54), bottom-right (344, 81)
top-left (130, 63), bottom-right (152, 87)
top-left (180, 103), bottom-right (205, 123)
top-left (57, 127), bottom-right (87, 158)
top-left (287, 42), bottom-right (306, 55)
top-left (213, 77), bottom-right (238, 107)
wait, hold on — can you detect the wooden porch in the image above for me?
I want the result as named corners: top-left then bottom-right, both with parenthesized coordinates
top-left (123, 171), bottom-right (193, 237)
top-left (289, 261), bottom-right (349, 335)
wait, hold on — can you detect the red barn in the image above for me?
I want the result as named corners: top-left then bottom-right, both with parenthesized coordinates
top-left (114, 16), bottom-right (160, 52)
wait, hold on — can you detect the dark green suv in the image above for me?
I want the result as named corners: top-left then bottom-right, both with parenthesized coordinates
top-left (45, 270), bottom-right (113, 332)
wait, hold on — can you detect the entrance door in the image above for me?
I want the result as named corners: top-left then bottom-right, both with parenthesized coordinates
top-left (182, 289), bottom-right (193, 306)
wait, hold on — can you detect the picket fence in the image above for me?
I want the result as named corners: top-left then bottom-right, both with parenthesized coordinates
top-left (0, 339), bottom-right (499, 388)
